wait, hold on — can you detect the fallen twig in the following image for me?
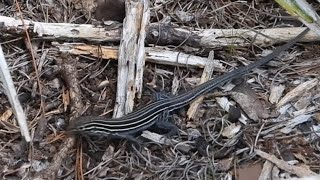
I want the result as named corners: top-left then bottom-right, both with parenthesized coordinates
top-left (255, 149), bottom-right (316, 177)
top-left (0, 15), bottom-right (317, 48)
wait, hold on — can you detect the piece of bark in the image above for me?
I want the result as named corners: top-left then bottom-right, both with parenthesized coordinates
top-left (0, 15), bottom-right (317, 48)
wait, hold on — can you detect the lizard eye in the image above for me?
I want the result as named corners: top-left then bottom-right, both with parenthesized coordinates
top-left (77, 126), bottom-right (85, 131)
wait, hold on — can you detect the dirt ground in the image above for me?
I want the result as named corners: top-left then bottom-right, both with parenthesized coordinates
top-left (0, 0), bottom-right (319, 179)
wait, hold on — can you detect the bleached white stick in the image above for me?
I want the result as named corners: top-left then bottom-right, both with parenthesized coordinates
top-left (0, 45), bottom-right (31, 142)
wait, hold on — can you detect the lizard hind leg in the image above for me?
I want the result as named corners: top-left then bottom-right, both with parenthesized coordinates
top-left (111, 133), bottom-right (143, 151)
top-left (150, 91), bottom-right (179, 136)
top-left (155, 110), bottom-right (179, 137)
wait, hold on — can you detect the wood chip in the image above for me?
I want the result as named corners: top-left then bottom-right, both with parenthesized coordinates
top-left (269, 84), bottom-right (286, 104)
top-left (280, 114), bottom-right (312, 134)
top-left (277, 79), bottom-right (318, 108)
top-left (187, 51), bottom-right (215, 120)
top-left (258, 160), bottom-right (273, 180)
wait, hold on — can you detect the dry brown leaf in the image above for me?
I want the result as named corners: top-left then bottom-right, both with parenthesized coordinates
top-left (232, 84), bottom-right (270, 120)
